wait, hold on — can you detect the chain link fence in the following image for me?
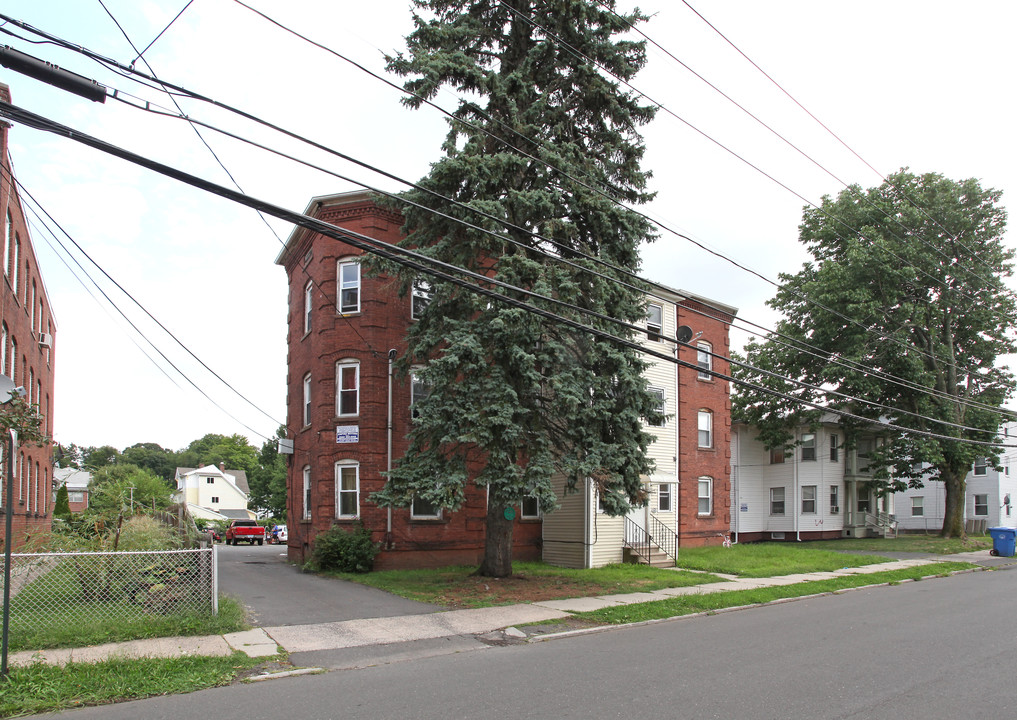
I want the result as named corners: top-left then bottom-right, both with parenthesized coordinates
top-left (2, 547), bottom-right (218, 641)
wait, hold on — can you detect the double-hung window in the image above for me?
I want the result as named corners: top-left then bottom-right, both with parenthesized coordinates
top-left (646, 304), bottom-right (663, 342)
top-left (801, 433), bottom-right (816, 461)
top-left (411, 492), bottom-right (441, 519)
top-left (411, 371), bottom-right (431, 419)
top-left (698, 477), bottom-right (712, 515)
top-left (698, 410), bottom-right (712, 448)
top-left (830, 486), bottom-right (840, 514)
top-left (911, 496), bottom-right (924, 516)
top-left (304, 282), bottom-right (313, 334)
top-left (697, 342), bottom-right (712, 380)
top-left (338, 260), bottom-right (360, 314)
top-left (302, 374), bottom-right (312, 427)
top-left (974, 457), bottom-right (987, 476)
top-left (336, 362), bottom-right (359, 417)
top-left (648, 387), bottom-right (666, 427)
top-left (411, 278), bottom-right (432, 319)
top-left (801, 485), bottom-right (817, 513)
top-left (829, 434), bottom-right (839, 461)
top-left (974, 494), bottom-right (988, 516)
top-left (658, 483), bottom-right (672, 512)
top-left (336, 462), bottom-right (359, 518)
top-left (521, 496), bottom-right (540, 519)
top-left (302, 466), bottom-right (312, 520)
top-left (770, 487), bottom-right (786, 515)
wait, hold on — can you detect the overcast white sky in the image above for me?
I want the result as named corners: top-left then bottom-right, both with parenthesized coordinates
top-left (1, 0), bottom-right (1014, 452)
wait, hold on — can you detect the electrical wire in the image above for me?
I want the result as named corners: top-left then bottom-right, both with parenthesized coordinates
top-left (220, 2), bottom-right (1015, 396)
top-left (2, 161), bottom-right (278, 442)
top-left (676, 0), bottom-right (1011, 286)
top-left (3, 98), bottom-right (1013, 451)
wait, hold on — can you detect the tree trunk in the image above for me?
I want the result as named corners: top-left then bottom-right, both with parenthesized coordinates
top-left (940, 467), bottom-right (967, 538)
top-left (476, 502), bottom-right (513, 578)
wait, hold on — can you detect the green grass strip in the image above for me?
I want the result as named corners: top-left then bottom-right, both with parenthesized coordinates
top-left (673, 544), bottom-right (890, 577)
top-left (0, 652), bottom-right (262, 718)
top-left (575, 562), bottom-right (975, 625)
top-left (9, 595), bottom-right (248, 652)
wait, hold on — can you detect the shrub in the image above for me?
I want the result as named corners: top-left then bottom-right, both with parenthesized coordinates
top-left (310, 524), bottom-right (378, 573)
top-left (54, 484), bottom-right (71, 518)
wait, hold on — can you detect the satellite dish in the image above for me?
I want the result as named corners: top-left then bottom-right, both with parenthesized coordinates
top-left (676, 325), bottom-right (693, 344)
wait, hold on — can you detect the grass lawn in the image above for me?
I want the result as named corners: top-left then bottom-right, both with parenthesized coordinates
top-left (574, 561), bottom-right (975, 625)
top-left (334, 561), bottom-right (722, 608)
top-left (0, 653), bottom-right (264, 718)
top-left (804, 534), bottom-right (992, 554)
top-left (337, 542), bottom-right (923, 607)
top-left (9, 595), bottom-right (248, 653)
top-left (674, 544), bottom-right (889, 577)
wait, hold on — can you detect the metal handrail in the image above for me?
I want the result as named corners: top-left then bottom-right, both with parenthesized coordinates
top-left (648, 514), bottom-right (679, 564)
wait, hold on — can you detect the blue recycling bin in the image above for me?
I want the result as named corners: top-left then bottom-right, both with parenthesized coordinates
top-left (988, 527), bottom-right (1016, 557)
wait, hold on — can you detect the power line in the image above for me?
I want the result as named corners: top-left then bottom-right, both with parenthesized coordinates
top-left (675, 0), bottom-right (1010, 286)
top-left (30, 32), bottom-right (1016, 431)
top-left (3, 99), bottom-right (1013, 451)
top-left (3, 161), bottom-right (279, 442)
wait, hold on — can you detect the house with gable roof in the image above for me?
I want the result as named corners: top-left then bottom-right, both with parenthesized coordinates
top-left (173, 463), bottom-right (255, 521)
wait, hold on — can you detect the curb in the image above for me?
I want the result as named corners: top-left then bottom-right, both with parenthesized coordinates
top-left (526, 566), bottom-right (981, 645)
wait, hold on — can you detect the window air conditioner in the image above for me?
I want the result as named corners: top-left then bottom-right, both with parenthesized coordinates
top-left (38, 333), bottom-right (52, 349)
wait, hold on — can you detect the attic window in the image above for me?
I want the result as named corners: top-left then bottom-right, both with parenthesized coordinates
top-left (206, 477), bottom-right (215, 484)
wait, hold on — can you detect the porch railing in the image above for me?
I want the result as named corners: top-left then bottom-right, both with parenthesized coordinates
top-left (623, 515), bottom-right (678, 567)
top-left (648, 514), bottom-right (679, 563)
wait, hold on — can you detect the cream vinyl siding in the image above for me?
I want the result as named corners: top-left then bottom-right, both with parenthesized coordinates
top-left (542, 475), bottom-right (588, 569)
top-left (589, 506), bottom-right (625, 568)
top-left (640, 296), bottom-right (677, 475)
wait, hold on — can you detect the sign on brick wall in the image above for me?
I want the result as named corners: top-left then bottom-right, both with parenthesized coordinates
top-left (336, 425), bottom-right (359, 444)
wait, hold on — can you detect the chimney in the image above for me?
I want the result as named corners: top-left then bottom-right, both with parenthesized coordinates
top-left (219, 462), bottom-right (226, 473)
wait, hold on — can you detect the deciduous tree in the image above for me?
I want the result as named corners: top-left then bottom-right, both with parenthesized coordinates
top-left (734, 170), bottom-right (1015, 537)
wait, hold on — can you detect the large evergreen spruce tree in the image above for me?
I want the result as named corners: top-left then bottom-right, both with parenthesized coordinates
top-left (373, 0), bottom-right (661, 576)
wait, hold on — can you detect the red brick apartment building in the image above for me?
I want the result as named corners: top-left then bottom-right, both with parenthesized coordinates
top-left (276, 190), bottom-right (734, 569)
top-left (0, 83), bottom-right (57, 549)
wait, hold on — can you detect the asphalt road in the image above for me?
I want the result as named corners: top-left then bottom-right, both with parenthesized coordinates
top-left (38, 565), bottom-right (1017, 719)
top-left (215, 542), bottom-right (440, 626)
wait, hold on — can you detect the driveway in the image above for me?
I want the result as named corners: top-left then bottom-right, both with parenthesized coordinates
top-left (216, 542), bottom-right (441, 626)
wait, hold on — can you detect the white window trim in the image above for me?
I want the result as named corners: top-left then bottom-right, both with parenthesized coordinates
top-left (302, 373), bottom-right (312, 427)
top-left (770, 487), bottom-right (786, 516)
top-left (337, 259), bottom-right (361, 314)
top-left (411, 494), bottom-right (442, 519)
top-left (304, 281), bottom-right (313, 335)
top-left (911, 496), bottom-right (924, 517)
top-left (302, 465), bottom-right (312, 520)
top-left (335, 461), bottom-right (360, 518)
top-left (520, 495), bottom-right (541, 519)
top-left (336, 361), bottom-right (360, 417)
top-left (658, 483), bottom-right (672, 513)
top-left (696, 341), bottom-right (712, 380)
top-left (801, 433), bottom-right (816, 461)
top-left (697, 476), bottom-right (713, 516)
top-left (646, 303), bottom-right (663, 342)
top-left (973, 493), bottom-right (989, 516)
top-left (648, 386), bottom-right (666, 427)
top-left (411, 278), bottom-right (432, 319)
top-left (801, 485), bottom-right (817, 514)
top-left (698, 410), bottom-right (713, 449)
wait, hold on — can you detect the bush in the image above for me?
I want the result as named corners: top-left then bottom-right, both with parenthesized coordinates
top-left (310, 524), bottom-right (378, 573)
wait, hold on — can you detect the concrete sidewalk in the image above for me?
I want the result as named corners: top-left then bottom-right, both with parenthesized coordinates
top-left (8, 553), bottom-right (1009, 668)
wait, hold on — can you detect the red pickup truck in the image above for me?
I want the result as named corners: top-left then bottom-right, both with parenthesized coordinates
top-left (224, 520), bottom-right (266, 546)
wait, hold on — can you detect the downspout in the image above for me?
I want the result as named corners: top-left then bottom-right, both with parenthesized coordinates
top-left (584, 477), bottom-right (592, 569)
top-left (386, 349), bottom-right (396, 549)
top-left (795, 432), bottom-right (801, 542)
top-left (733, 426), bottom-right (740, 543)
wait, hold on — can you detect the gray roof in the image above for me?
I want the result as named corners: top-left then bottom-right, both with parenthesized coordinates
top-left (53, 468), bottom-right (92, 490)
top-left (176, 466), bottom-right (250, 495)
top-left (218, 508), bottom-right (252, 520)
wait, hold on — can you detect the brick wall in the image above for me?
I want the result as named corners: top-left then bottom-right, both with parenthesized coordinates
top-left (0, 83), bottom-right (57, 550)
top-left (278, 193), bottom-right (541, 568)
top-left (676, 300), bottom-right (733, 547)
